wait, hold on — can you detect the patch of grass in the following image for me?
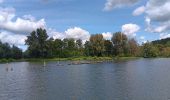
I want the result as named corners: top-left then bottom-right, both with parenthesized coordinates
top-left (0, 56), bottom-right (141, 63)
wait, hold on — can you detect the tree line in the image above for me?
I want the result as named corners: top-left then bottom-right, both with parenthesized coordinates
top-left (0, 41), bottom-right (22, 59)
top-left (24, 28), bottom-right (141, 58)
top-left (1, 28), bottom-right (170, 60)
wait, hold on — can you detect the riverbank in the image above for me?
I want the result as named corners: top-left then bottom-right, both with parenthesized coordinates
top-left (0, 56), bottom-right (141, 63)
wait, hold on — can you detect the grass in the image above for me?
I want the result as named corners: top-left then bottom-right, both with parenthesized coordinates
top-left (0, 56), bottom-right (141, 63)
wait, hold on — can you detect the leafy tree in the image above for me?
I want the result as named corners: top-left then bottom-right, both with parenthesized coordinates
top-left (53, 39), bottom-right (63, 57)
top-left (84, 41), bottom-right (92, 56)
top-left (104, 40), bottom-right (113, 56)
top-left (11, 45), bottom-right (22, 59)
top-left (112, 32), bottom-right (128, 56)
top-left (90, 34), bottom-right (105, 56)
top-left (47, 38), bottom-right (55, 57)
top-left (25, 28), bottom-right (49, 58)
top-left (76, 39), bottom-right (83, 49)
top-left (142, 42), bottom-right (158, 58)
top-left (128, 38), bottom-right (139, 56)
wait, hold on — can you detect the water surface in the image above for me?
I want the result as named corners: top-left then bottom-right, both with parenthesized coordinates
top-left (0, 58), bottom-right (170, 100)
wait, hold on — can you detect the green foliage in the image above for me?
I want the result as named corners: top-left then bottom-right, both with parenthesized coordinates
top-left (0, 41), bottom-right (22, 59)
top-left (104, 40), bottom-right (113, 56)
top-left (142, 42), bottom-right (159, 58)
top-left (111, 32), bottom-right (128, 56)
top-left (89, 34), bottom-right (105, 56)
top-left (25, 28), bottom-right (49, 58)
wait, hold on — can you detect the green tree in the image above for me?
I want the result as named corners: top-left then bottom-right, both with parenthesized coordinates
top-left (53, 39), bottom-right (63, 57)
top-left (104, 40), bottom-right (113, 56)
top-left (90, 34), bottom-right (105, 56)
top-left (111, 32), bottom-right (128, 56)
top-left (25, 28), bottom-right (49, 58)
top-left (128, 38), bottom-right (139, 56)
top-left (76, 39), bottom-right (83, 49)
top-left (11, 45), bottom-right (22, 59)
top-left (142, 42), bottom-right (158, 58)
top-left (84, 41), bottom-right (92, 56)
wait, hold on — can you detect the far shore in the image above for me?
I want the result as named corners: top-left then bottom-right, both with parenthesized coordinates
top-left (0, 57), bottom-right (142, 63)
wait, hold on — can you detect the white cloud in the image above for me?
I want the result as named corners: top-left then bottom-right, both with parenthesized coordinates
top-left (160, 33), bottom-right (170, 39)
top-left (145, 0), bottom-right (170, 33)
top-left (0, 7), bottom-right (46, 47)
top-left (133, 6), bottom-right (145, 16)
top-left (23, 14), bottom-right (36, 21)
top-left (65, 27), bottom-right (90, 41)
top-left (104, 0), bottom-right (139, 11)
top-left (0, 31), bottom-right (27, 45)
top-left (50, 27), bottom-right (90, 43)
top-left (122, 23), bottom-right (140, 37)
top-left (102, 32), bottom-right (112, 40)
top-left (0, 7), bottom-right (46, 34)
top-left (133, 0), bottom-right (170, 34)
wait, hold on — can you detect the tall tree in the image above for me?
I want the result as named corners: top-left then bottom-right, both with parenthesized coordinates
top-left (128, 38), bottom-right (139, 56)
top-left (11, 45), bottom-right (22, 59)
top-left (104, 40), bottom-right (113, 56)
top-left (25, 28), bottom-right (49, 58)
top-left (90, 34), bottom-right (105, 56)
top-left (84, 41), bottom-right (92, 56)
top-left (53, 39), bottom-right (63, 57)
top-left (111, 32), bottom-right (128, 56)
top-left (76, 39), bottom-right (83, 49)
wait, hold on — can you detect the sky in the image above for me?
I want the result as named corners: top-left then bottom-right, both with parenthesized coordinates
top-left (0, 0), bottom-right (169, 50)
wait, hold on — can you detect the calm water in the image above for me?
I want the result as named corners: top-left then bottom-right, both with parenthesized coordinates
top-left (0, 58), bottom-right (170, 100)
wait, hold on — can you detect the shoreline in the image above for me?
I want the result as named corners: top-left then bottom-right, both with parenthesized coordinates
top-left (0, 57), bottom-right (141, 63)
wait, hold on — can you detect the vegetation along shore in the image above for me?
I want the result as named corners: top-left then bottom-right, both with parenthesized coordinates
top-left (0, 28), bottom-right (170, 63)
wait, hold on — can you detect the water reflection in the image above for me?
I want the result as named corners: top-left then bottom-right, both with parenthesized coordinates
top-left (0, 59), bottom-right (170, 100)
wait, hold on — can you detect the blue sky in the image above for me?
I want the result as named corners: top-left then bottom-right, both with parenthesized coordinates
top-left (0, 0), bottom-right (169, 50)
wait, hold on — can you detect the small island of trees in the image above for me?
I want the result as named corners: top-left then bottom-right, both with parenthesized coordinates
top-left (0, 28), bottom-right (170, 62)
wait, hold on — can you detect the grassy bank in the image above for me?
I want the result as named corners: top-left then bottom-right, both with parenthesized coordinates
top-left (0, 56), bottom-right (141, 63)
top-left (25, 56), bottom-right (114, 62)
top-left (0, 57), bottom-right (140, 63)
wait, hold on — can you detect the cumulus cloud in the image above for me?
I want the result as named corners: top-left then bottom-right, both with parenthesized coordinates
top-left (134, 0), bottom-right (170, 35)
top-left (145, 0), bottom-right (170, 33)
top-left (102, 32), bottom-right (112, 40)
top-left (104, 0), bottom-right (139, 11)
top-left (23, 15), bottom-right (36, 21)
top-left (122, 23), bottom-right (140, 37)
top-left (160, 33), bottom-right (170, 39)
top-left (0, 7), bottom-right (46, 46)
top-left (133, 6), bottom-right (145, 16)
top-left (65, 27), bottom-right (90, 41)
top-left (50, 27), bottom-right (90, 43)
top-left (0, 31), bottom-right (27, 45)
top-left (0, 7), bottom-right (46, 34)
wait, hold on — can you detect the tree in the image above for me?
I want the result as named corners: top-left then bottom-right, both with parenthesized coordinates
top-left (142, 42), bottom-right (158, 58)
top-left (84, 41), bottom-right (92, 56)
top-left (76, 39), bottom-right (83, 49)
top-left (104, 40), bottom-right (113, 56)
top-left (62, 38), bottom-right (76, 57)
top-left (128, 38), bottom-right (139, 56)
top-left (111, 32), bottom-right (128, 56)
top-left (0, 42), bottom-right (12, 58)
top-left (25, 28), bottom-right (49, 58)
top-left (11, 45), bottom-right (22, 59)
top-left (53, 39), bottom-right (63, 57)
top-left (47, 37), bottom-right (54, 57)
top-left (90, 34), bottom-right (105, 56)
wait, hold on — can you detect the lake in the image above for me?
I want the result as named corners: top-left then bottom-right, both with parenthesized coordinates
top-left (0, 58), bottom-right (170, 100)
